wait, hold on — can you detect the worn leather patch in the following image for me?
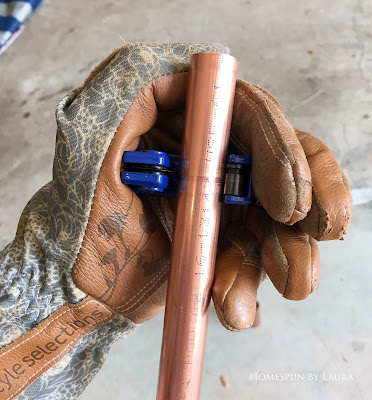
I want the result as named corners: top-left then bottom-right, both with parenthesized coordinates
top-left (0, 296), bottom-right (115, 400)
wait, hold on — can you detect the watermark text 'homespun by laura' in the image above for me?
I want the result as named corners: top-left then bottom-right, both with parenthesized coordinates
top-left (248, 372), bottom-right (354, 381)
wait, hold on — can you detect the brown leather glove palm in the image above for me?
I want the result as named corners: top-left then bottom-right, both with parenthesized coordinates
top-left (73, 54), bottom-right (352, 333)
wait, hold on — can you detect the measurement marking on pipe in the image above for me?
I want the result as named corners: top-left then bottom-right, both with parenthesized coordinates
top-left (207, 86), bottom-right (220, 162)
top-left (184, 292), bottom-right (203, 376)
top-left (175, 58), bottom-right (235, 399)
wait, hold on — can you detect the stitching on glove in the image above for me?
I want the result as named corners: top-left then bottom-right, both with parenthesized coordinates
top-left (229, 237), bottom-right (263, 272)
top-left (340, 174), bottom-right (352, 237)
top-left (0, 300), bottom-right (112, 357)
top-left (116, 264), bottom-right (168, 312)
top-left (212, 300), bottom-right (242, 332)
top-left (230, 132), bottom-right (249, 153)
top-left (235, 86), bottom-right (312, 221)
top-left (0, 300), bottom-right (113, 400)
top-left (213, 302), bottom-right (245, 332)
top-left (7, 308), bottom-right (112, 400)
top-left (224, 238), bottom-right (245, 301)
top-left (160, 198), bottom-right (175, 239)
top-left (263, 90), bottom-right (296, 137)
top-left (153, 197), bottom-right (173, 240)
top-left (251, 84), bottom-right (284, 110)
top-left (259, 90), bottom-right (313, 216)
top-left (273, 222), bottom-right (290, 297)
top-left (311, 186), bottom-right (331, 239)
top-left (219, 237), bottom-right (261, 314)
top-left (236, 88), bottom-right (290, 167)
top-left (309, 236), bottom-right (315, 293)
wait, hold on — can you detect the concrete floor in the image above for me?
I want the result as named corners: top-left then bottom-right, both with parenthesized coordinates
top-left (0, 0), bottom-right (371, 399)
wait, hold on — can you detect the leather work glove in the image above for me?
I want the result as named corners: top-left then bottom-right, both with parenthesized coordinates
top-left (0, 43), bottom-right (352, 400)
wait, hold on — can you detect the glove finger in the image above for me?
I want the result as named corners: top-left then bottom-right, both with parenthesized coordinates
top-left (231, 80), bottom-right (312, 225)
top-left (245, 207), bottom-right (320, 300)
top-left (295, 129), bottom-right (353, 240)
top-left (212, 224), bottom-right (264, 332)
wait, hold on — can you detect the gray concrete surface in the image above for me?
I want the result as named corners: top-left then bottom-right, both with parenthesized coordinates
top-left (0, 0), bottom-right (371, 399)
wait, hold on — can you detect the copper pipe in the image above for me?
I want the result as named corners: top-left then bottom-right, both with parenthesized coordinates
top-left (156, 52), bottom-right (238, 400)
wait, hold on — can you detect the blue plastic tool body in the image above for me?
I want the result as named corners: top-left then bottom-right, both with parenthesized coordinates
top-left (121, 150), bottom-right (255, 205)
top-left (121, 150), bottom-right (180, 197)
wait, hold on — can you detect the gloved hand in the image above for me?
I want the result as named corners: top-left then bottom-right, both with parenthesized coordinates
top-left (145, 80), bottom-right (352, 331)
top-left (0, 43), bottom-right (352, 400)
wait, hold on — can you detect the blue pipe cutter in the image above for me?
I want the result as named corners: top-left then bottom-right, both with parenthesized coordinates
top-left (121, 150), bottom-right (256, 206)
